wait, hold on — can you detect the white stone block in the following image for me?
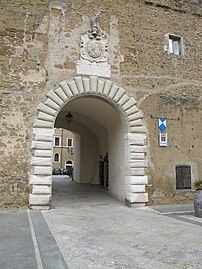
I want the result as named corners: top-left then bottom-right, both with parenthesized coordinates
top-left (29, 175), bottom-right (52, 185)
top-left (129, 160), bottom-right (148, 168)
top-left (130, 153), bottom-right (145, 160)
top-left (33, 166), bottom-right (52, 175)
top-left (127, 133), bottom-right (147, 140)
top-left (129, 168), bottom-right (145, 176)
top-left (55, 87), bottom-right (69, 102)
top-left (90, 76), bottom-right (98, 93)
top-left (46, 90), bottom-right (64, 106)
top-left (130, 193), bottom-right (148, 203)
top-left (127, 111), bottom-right (144, 120)
top-left (113, 87), bottom-right (125, 102)
top-left (129, 126), bottom-right (147, 133)
top-left (59, 81), bottom-right (74, 98)
top-left (126, 175), bottom-right (148, 184)
top-left (34, 134), bottom-right (53, 142)
top-left (33, 128), bottom-right (54, 136)
top-left (130, 185), bottom-right (145, 193)
top-left (108, 85), bottom-right (119, 99)
top-left (33, 119), bottom-right (53, 128)
top-left (124, 106), bottom-right (139, 116)
top-left (74, 76), bottom-right (84, 94)
top-left (129, 119), bottom-right (143, 127)
top-left (34, 149), bottom-right (52, 157)
top-left (128, 139), bottom-right (145, 147)
top-left (44, 98), bottom-right (60, 111)
top-left (29, 194), bottom-right (51, 205)
top-left (83, 77), bottom-right (90, 93)
top-left (68, 81), bottom-right (79, 95)
top-left (31, 141), bottom-right (52, 150)
top-left (122, 98), bottom-right (137, 112)
top-left (38, 112), bottom-right (54, 122)
top-left (31, 157), bottom-right (52, 166)
top-left (128, 134), bottom-right (147, 146)
top-left (97, 79), bottom-right (105, 94)
top-left (103, 80), bottom-right (112, 96)
top-left (130, 145), bottom-right (147, 153)
top-left (32, 185), bottom-right (51, 194)
top-left (117, 94), bottom-right (130, 107)
top-left (77, 60), bottom-right (110, 78)
top-left (37, 103), bottom-right (57, 116)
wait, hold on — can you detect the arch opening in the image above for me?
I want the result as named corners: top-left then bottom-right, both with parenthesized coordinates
top-left (29, 76), bottom-right (148, 209)
top-left (54, 96), bottom-right (127, 201)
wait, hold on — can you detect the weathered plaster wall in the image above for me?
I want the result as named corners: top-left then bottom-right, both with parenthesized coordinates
top-left (0, 0), bottom-right (201, 207)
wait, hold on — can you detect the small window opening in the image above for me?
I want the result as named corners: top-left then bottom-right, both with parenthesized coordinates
top-left (54, 137), bottom-right (60, 146)
top-left (54, 153), bottom-right (60, 163)
top-left (168, 35), bottom-right (183, 55)
top-left (67, 138), bottom-right (73, 147)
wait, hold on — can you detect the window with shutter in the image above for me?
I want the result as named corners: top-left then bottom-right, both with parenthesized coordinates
top-left (164, 34), bottom-right (184, 56)
top-left (176, 165), bottom-right (191, 189)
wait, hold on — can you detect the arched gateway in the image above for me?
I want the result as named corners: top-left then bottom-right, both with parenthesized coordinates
top-left (29, 76), bottom-right (148, 209)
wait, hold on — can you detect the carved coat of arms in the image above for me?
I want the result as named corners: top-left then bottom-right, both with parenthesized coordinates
top-left (80, 14), bottom-right (108, 63)
top-left (77, 13), bottom-right (110, 78)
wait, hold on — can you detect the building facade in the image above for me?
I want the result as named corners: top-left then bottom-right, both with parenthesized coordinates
top-left (52, 128), bottom-right (74, 175)
top-left (0, 0), bottom-right (201, 208)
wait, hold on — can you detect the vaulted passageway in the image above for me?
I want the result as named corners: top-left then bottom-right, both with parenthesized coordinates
top-left (54, 95), bottom-right (127, 201)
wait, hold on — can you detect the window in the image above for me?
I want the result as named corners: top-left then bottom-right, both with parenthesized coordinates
top-left (54, 136), bottom-right (61, 146)
top-left (66, 160), bottom-right (73, 168)
top-left (164, 34), bottom-right (184, 56)
top-left (169, 35), bottom-right (181, 55)
top-left (176, 165), bottom-right (191, 190)
top-left (54, 153), bottom-right (60, 163)
top-left (67, 138), bottom-right (73, 147)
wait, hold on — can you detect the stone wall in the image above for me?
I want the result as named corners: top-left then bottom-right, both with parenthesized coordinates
top-left (0, 0), bottom-right (201, 207)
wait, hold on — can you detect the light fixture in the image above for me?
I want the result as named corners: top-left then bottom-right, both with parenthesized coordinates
top-left (65, 112), bottom-right (73, 124)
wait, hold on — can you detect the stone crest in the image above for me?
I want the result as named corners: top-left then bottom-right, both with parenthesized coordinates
top-left (77, 13), bottom-right (110, 78)
top-left (80, 14), bottom-right (108, 63)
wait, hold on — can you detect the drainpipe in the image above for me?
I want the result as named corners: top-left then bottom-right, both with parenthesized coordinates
top-left (61, 128), bottom-right (63, 170)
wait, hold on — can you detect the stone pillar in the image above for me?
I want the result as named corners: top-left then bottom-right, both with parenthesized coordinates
top-left (29, 127), bottom-right (53, 209)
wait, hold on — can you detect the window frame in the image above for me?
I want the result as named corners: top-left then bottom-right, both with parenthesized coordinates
top-left (54, 153), bottom-right (60, 163)
top-left (67, 138), bottom-right (74, 148)
top-left (176, 165), bottom-right (191, 190)
top-left (54, 136), bottom-right (61, 147)
top-left (164, 33), bottom-right (184, 56)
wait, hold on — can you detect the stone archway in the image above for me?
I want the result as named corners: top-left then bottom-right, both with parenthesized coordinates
top-left (29, 76), bottom-right (148, 209)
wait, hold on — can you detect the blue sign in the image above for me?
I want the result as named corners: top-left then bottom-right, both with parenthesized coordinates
top-left (159, 118), bottom-right (166, 131)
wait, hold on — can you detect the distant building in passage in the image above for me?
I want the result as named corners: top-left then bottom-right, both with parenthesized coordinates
top-left (53, 128), bottom-right (74, 172)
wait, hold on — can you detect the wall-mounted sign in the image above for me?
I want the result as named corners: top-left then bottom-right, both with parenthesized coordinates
top-left (159, 133), bottom-right (168, 147)
top-left (159, 118), bottom-right (167, 131)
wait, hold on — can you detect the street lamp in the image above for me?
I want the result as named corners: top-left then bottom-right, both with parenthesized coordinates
top-left (65, 112), bottom-right (73, 124)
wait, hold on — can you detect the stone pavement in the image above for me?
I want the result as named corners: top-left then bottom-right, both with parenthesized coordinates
top-left (1, 176), bottom-right (202, 269)
top-left (0, 209), bottom-right (68, 269)
top-left (42, 176), bottom-right (202, 269)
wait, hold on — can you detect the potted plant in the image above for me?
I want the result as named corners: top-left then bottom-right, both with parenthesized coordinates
top-left (194, 180), bottom-right (202, 218)
top-left (194, 180), bottom-right (202, 190)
